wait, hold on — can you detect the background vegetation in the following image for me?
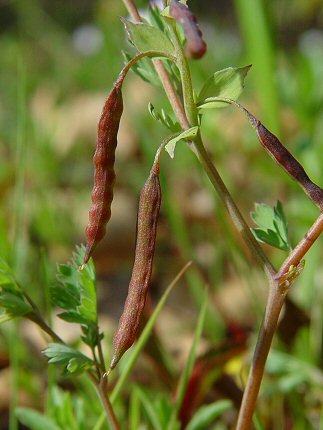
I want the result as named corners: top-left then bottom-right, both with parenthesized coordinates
top-left (0, 0), bottom-right (322, 429)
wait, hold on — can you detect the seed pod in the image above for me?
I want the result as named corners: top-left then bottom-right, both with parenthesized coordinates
top-left (110, 168), bottom-right (162, 369)
top-left (82, 83), bottom-right (123, 267)
top-left (255, 121), bottom-right (323, 211)
top-left (170, 0), bottom-right (207, 59)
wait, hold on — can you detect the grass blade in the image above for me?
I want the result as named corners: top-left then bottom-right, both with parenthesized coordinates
top-left (110, 261), bottom-right (192, 403)
top-left (167, 291), bottom-right (208, 430)
top-left (234, 0), bottom-right (280, 133)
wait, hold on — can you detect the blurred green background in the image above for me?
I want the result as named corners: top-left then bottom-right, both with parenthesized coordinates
top-left (0, 0), bottom-right (323, 429)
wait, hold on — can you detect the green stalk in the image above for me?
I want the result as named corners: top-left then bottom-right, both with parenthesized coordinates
top-left (10, 56), bottom-right (28, 430)
top-left (168, 19), bottom-right (275, 279)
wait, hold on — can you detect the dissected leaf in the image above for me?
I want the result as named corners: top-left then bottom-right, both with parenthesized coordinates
top-left (148, 102), bottom-right (181, 133)
top-left (251, 201), bottom-right (291, 251)
top-left (121, 18), bottom-right (175, 57)
top-left (165, 126), bottom-right (199, 158)
top-left (0, 292), bottom-right (32, 324)
top-left (52, 245), bottom-right (97, 325)
top-left (43, 343), bottom-right (93, 374)
top-left (198, 65), bottom-right (252, 103)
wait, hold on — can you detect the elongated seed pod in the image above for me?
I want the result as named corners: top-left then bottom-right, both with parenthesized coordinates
top-left (110, 167), bottom-right (162, 369)
top-left (254, 120), bottom-right (323, 211)
top-left (170, 0), bottom-right (207, 59)
top-left (82, 83), bottom-right (123, 267)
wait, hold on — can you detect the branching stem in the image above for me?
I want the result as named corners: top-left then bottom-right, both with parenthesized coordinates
top-left (236, 213), bottom-right (322, 429)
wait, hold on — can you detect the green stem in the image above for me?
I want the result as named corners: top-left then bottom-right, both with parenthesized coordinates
top-left (96, 326), bottom-right (107, 373)
top-left (194, 138), bottom-right (275, 279)
top-left (168, 19), bottom-right (275, 279)
top-left (27, 312), bottom-right (64, 344)
top-left (89, 373), bottom-right (122, 430)
top-left (236, 280), bottom-right (285, 430)
top-left (167, 20), bottom-right (197, 127)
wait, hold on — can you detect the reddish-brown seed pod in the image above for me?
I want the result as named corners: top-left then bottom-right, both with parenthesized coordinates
top-left (110, 168), bottom-right (162, 369)
top-left (170, 0), bottom-right (207, 59)
top-left (255, 121), bottom-right (323, 211)
top-left (82, 83), bottom-right (123, 267)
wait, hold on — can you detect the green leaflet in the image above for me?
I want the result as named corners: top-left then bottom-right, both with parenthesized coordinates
top-left (198, 65), bottom-right (252, 104)
top-left (122, 18), bottom-right (175, 58)
top-left (251, 201), bottom-right (291, 251)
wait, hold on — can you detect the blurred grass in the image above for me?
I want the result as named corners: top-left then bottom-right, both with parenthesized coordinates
top-left (0, 0), bottom-right (323, 428)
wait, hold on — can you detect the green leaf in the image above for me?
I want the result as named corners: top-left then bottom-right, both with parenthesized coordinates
top-left (148, 102), bottom-right (181, 133)
top-left (250, 201), bottom-right (291, 251)
top-left (198, 65), bottom-right (252, 103)
top-left (251, 203), bottom-right (276, 229)
top-left (165, 126), bottom-right (199, 158)
top-left (57, 310), bottom-right (92, 325)
top-left (43, 343), bottom-right (93, 374)
top-left (121, 18), bottom-right (175, 57)
top-left (16, 408), bottom-right (61, 430)
top-left (0, 292), bottom-right (32, 324)
top-left (186, 400), bottom-right (232, 430)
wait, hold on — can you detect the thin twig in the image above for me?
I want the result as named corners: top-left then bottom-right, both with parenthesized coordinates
top-left (96, 326), bottom-right (107, 373)
top-left (27, 312), bottom-right (64, 344)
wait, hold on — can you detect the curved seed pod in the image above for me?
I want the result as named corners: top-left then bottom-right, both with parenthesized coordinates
top-left (170, 0), bottom-right (207, 59)
top-left (82, 83), bottom-right (124, 267)
top-left (110, 167), bottom-right (162, 369)
top-left (254, 120), bottom-right (323, 211)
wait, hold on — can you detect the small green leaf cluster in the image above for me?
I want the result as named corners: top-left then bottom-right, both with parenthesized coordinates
top-left (251, 201), bottom-right (291, 251)
top-left (148, 102), bottom-right (181, 133)
top-left (51, 246), bottom-right (99, 337)
top-left (43, 343), bottom-right (94, 374)
top-left (0, 258), bottom-right (32, 324)
top-left (46, 246), bottom-right (102, 374)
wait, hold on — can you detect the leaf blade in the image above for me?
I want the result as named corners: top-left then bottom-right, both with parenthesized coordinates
top-left (198, 65), bottom-right (252, 102)
top-left (122, 18), bottom-right (175, 57)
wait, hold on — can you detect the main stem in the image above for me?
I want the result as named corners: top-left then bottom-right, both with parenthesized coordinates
top-left (236, 281), bottom-right (285, 430)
